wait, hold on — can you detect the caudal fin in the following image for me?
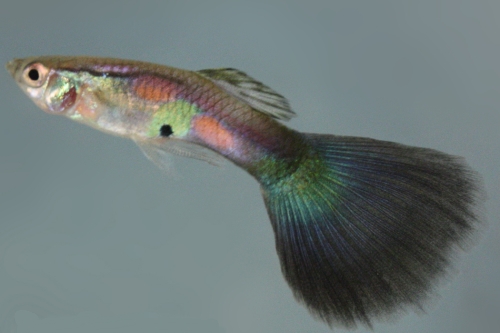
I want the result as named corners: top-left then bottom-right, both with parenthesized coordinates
top-left (261, 134), bottom-right (482, 329)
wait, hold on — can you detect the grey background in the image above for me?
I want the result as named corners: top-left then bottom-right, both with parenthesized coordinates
top-left (1, 0), bottom-right (499, 332)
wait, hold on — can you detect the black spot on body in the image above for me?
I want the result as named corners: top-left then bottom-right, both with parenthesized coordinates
top-left (160, 124), bottom-right (173, 137)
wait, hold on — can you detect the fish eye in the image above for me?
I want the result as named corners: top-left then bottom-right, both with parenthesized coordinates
top-left (22, 63), bottom-right (48, 87)
top-left (28, 68), bottom-right (39, 81)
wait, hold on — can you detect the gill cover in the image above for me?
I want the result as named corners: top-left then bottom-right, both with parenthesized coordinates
top-left (45, 74), bottom-right (77, 114)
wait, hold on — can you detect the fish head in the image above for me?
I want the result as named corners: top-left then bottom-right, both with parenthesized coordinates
top-left (6, 57), bottom-right (78, 116)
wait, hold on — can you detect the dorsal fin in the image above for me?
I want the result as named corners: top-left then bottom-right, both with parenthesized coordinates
top-left (197, 68), bottom-right (296, 121)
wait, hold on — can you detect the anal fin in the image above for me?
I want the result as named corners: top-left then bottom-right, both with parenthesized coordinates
top-left (134, 137), bottom-right (226, 171)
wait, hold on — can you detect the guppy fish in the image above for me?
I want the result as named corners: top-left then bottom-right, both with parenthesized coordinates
top-left (6, 56), bottom-right (481, 329)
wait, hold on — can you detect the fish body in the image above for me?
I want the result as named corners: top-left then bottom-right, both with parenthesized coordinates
top-left (6, 56), bottom-right (304, 181)
top-left (6, 56), bottom-right (482, 329)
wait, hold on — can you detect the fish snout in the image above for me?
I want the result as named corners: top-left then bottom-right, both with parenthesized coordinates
top-left (5, 59), bottom-right (22, 78)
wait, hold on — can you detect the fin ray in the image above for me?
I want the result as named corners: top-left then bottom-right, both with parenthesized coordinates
top-left (197, 68), bottom-right (296, 121)
top-left (260, 134), bottom-right (483, 328)
top-left (135, 138), bottom-right (226, 169)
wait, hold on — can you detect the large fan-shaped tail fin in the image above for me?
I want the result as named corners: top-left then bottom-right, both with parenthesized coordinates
top-left (261, 134), bottom-right (482, 328)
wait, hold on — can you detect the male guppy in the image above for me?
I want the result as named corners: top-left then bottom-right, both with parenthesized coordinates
top-left (6, 56), bottom-right (482, 329)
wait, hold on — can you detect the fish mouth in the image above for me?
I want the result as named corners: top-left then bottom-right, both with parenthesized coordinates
top-left (5, 58), bottom-right (21, 78)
